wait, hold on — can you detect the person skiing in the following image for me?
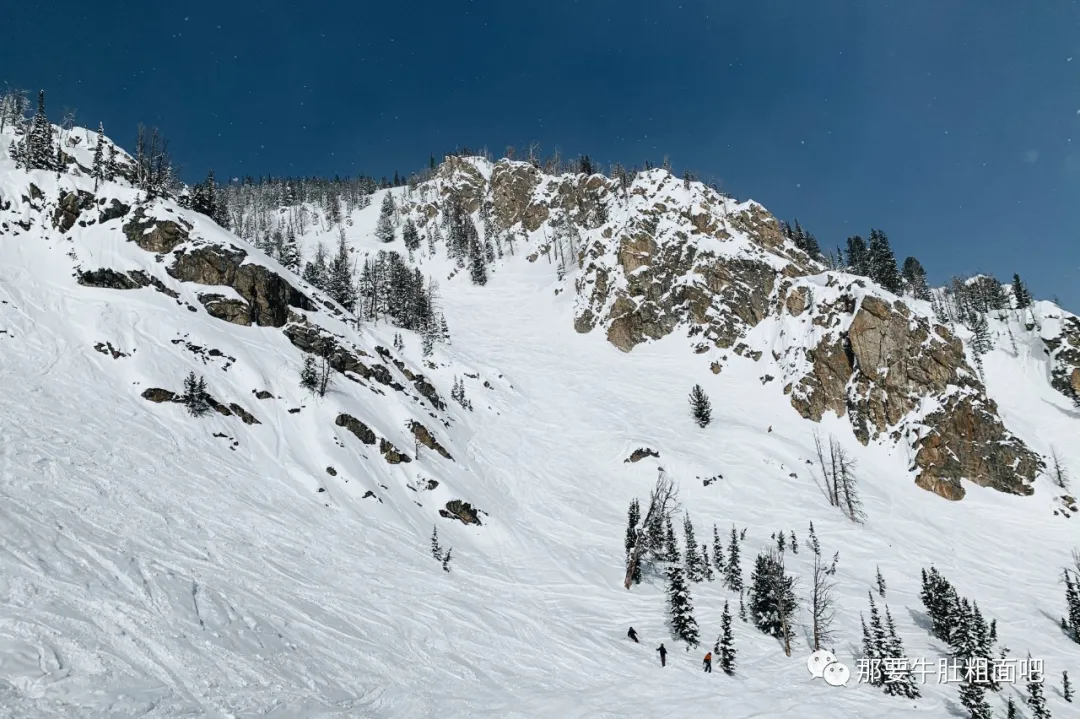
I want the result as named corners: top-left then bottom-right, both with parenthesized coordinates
top-left (703, 651), bottom-right (713, 673)
top-left (656, 643), bottom-right (668, 667)
top-left (627, 627), bottom-right (639, 643)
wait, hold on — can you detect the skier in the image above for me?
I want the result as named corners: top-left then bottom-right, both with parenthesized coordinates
top-left (656, 643), bottom-right (668, 667)
top-left (703, 651), bottom-right (712, 673)
top-left (627, 627), bottom-right (639, 643)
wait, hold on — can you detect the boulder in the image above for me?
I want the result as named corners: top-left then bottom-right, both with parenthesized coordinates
top-left (78, 268), bottom-right (141, 290)
top-left (141, 388), bottom-right (178, 403)
top-left (440, 499), bottom-right (482, 525)
top-left (379, 438), bottom-right (411, 464)
top-left (99, 199), bottom-right (130, 224)
top-left (198, 294), bottom-right (252, 326)
top-left (122, 207), bottom-right (190, 253)
top-left (624, 447), bottom-right (660, 463)
top-left (335, 413), bottom-right (376, 445)
top-left (52, 190), bottom-right (95, 233)
top-left (407, 420), bottom-right (453, 460)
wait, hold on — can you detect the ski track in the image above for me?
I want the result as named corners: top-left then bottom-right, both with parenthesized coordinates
top-left (1, 144), bottom-right (1079, 717)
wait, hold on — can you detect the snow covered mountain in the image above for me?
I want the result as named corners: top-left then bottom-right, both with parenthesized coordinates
top-left (2, 118), bottom-right (1080, 719)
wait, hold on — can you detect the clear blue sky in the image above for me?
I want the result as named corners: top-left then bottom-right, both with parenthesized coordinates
top-left (3, 1), bottom-right (1079, 308)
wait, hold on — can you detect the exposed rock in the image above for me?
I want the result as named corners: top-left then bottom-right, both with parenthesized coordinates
top-left (141, 388), bottom-right (178, 403)
top-left (489, 159), bottom-right (541, 229)
top-left (407, 420), bottom-right (453, 460)
top-left (379, 438), bottom-right (411, 464)
top-left (198, 293), bottom-right (253, 326)
top-left (790, 340), bottom-right (853, 422)
top-left (624, 447), bottom-right (660, 463)
top-left (440, 499), bottom-right (482, 526)
top-left (255, 390), bottom-right (274, 400)
top-left (335, 413), bottom-right (376, 445)
top-left (785, 286), bottom-right (810, 316)
top-left (326, 466), bottom-right (337, 476)
top-left (1044, 315), bottom-right (1080, 403)
top-left (127, 270), bottom-right (180, 298)
top-left (78, 268), bottom-right (141, 290)
top-left (122, 207), bottom-right (190, 253)
top-left (168, 245), bottom-right (315, 327)
top-left (93, 341), bottom-right (128, 359)
top-left (227, 403), bottom-right (260, 425)
top-left (98, 199), bottom-right (130, 224)
top-left (52, 190), bottom-right (95, 233)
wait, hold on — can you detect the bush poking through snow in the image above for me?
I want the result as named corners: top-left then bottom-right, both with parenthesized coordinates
top-left (182, 371), bottom-right (211, 417)
top-left (688, 384), bottom-right (711, 428)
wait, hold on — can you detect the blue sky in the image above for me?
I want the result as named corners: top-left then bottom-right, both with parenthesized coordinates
top-left (3, 1), bottom-right (1079, 307)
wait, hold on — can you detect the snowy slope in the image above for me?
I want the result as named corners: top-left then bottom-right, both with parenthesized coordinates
top-left (2, 129), bottom-right (1080, 719)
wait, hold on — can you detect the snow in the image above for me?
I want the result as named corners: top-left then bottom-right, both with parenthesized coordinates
top-left (2, 128), bottom-right (1080, 718)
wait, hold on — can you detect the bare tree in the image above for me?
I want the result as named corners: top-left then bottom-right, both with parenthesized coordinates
top-left (1050, 447), bottom-right (1071, 490)
top-left (809, 551), bottom-right (839, 650)
top-left (624, 468), bottom-right (680, 589)
top-left (814, 432), bottom-right (864, 523)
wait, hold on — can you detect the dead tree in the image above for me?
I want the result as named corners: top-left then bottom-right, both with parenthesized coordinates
top-left (624, 468), bottom-right (680, 589)
top-left (814, 432), bottom-right (864, 523)
top-left (1050, 447), bottom-right (1071, 490)
top-left (809, 550), bottom-right (839, 651)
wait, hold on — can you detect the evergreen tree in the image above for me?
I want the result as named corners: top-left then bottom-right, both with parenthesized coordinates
top-left (468, 236), bottom-right (488, 285)
top-left (790, 530), bottom-right (798, 554)
top-left (883, 606), bottom-right (921, 698)
top-left (901, 256), bottom-right (932, 300)
top-left (663, 516), bottom-right (680, 563)
top-left (717, 600), bottom-right (736, 674)
top-left (683, 513), bottom-right (703, 582)
top-left (300, 355), bottom-right (320, 395)
top-left (970, 313), bottom-right (992, 373)
top-left (845, 235), bottom-right (870, 276)
top-left (26, 90), bottom-right (54, 171)
top-left (1026, 655), bottom-right (1049, 718)
top-left (302, 242), bottom-right (330, 290)
top-left (808, 521), bottom-right (821, 556)
top-left (739, 591), bottom-right (747, 622)
top-left (624, 499), bottom-right (642, 584)
top-left (402, 218), bottom-right (420, 253)
top-left (866, 229), bottom-right (901, 293)
top-left (875, 566), bottom-right (886, 598)
top-left (862, 593), bottom-right (888, 687)
top-left (279, 227), bottom-right (301, 272)
top-left (430, 525), bottom-right (444, 561)
top-left (1064, 670), bottom-right (1073, 702)
top-left (665, 562), bottom-right (699, 647)
top-left (701, 544), bottom-right (714, 581)
top-left (182, 372), bottom-right (211, 417)
top-left (776, 531), bottom-right (786, 554)
top-left (1012, 273), bottom-right (1032, 309)
top-left (442, 547), bottom-right (453, 573)
top-left (91, 122), bottom-right (106, 190)
top-left (326, 235), bottom-right (357, 311)
top-left (958, 676), bottom-right (993, 719)
top-left (1063, 569), bottom-right (1080, 643)
top-left (748, 549), bottom-right (797, 646)
top-left (375, 192), bottom-right (396, 243)
top-left (689, 384), bottom-right (712, 428)
top-left (1005, 695), bottom-right (1017, 719)
top-left (724, 526), bottom-right (742, 592)
top-left (712, 524), bottom-right (725, 575)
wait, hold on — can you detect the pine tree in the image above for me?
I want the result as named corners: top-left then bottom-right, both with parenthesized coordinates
top-left (663, 516), bottom-right (680, 563)
top-left (1005, 695), bottom-right (1017, 719)
top-left (300, 356), bottom-right (320, 395)
top-left (26, 90), bottom-right (54, 171)
top-left (375, 192), bottom-right (396, 243)
top-left (739, 591), bottom-right (747, 622)
top-left (1063, 569), bottom-right (1080, 643)
top-left (688, 384), bottom-right (712, 428)
top-left (717, 600), bottom-right (736, 674)
top-left (666, 562), bottom-right (699, 647)
top-left (790, 530), bottom-right (798, 554)
top-left (683, 514), bottom-right (704, 582)
top-left (701, 544), bottom-right (714, 581)
top-left (91, 123), bottom-right (106, 190)
top-left (867, 229), bottom-right (902, 292)
top-left (862, 593), bottom-right (888, 687)
top-left (182, 372), bottom-right (211, 417)
top-left (625, 499), bottom-right (642, 584)
top-left (970, 313), bottom-right (993, 369)
top-left (430, 525), bottom-right (444, 561)
top-left (712, 525), bottom-right (725, 575)
top-left (808, 521), bottom-right (821, 556)
top-left (468, 236), bottom-right (488, 285)
top-left (302, 243), bottom-right (330, 290)
top-left (1064, 670), bottom-right (1073, 702)
top-left (442, 547), bottom-right (453, 573)
top-left (326, 235), bottom-right (357, 311)
top-left (958, 676), bottom-right (993, 719)
top-left (901, 256), bottom-right (932, 300)
top-left (883, 606), bottom-right (921, 698)
top-left (749, 549), bottom-right (797, 645)
top-left (846, 235), bottom-right (870, 276)
top-left (875, 566), bottom-right (886, 598)
top-left (1012, 273), bottom-right (1031, 309)
top-left (724, 526), bottom-right (742, 592)
top-left (402, 218), bottom-right (420, 252)
top-left (279, 227), bottom-right (301, 272)
top-left (1026, 655), bottom-right (1049, 718)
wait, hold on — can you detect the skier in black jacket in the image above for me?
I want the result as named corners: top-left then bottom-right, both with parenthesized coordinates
top-left (656, 643), bottom-right (667, 667)
top-left (627, 627), bottom-right (639, 643)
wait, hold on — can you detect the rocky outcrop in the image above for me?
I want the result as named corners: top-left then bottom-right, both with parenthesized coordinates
top-left (408, 421), bottom-right (453, 460)
top-left (335, 413), bottom-right (376, 445)
top-left (489, 160), bottom-right (541, 229)
top-left (98, 199), bottom-right (130, 224)
top-left (379, 438), bottom-right (411, 464)
top-left (198, 293), bottom-right (252, 326)
top-left (227, 403), bottom-right (261, 425)
top-left (168, 245), bottom-right (315, 327)
top-left (624, 447), bottom-right (660, 463)
top-left (1044, 314), bottom-right (1080, 403)
top-left (786, 289), bottom-right (1041, 500)
top-left (440, 500), bottom-right (482, 526)
top-left (123, 207), bottom-right (191, 253)
top-left (52, 190), bottom-right (95, 233)
top-left (78, 268), bottom-right (142, 290)
top-left (141, 388), bottom-right (178, 403)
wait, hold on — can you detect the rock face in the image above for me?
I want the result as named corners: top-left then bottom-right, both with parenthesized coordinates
top-left (784, 289), bottom-right (1041, 500)
top-left (335, 413), bottom-right (376, 445)
top-left (198, 293), bottom-right (252, 326)
top-left (408, 421), bottom-right (453, 460)
top-left (168, 245), bottom-right (315, 327)
top-left (78, 268), bottom-right (142, 290)
top-left (1044, 314), bottom-right (1080, 403)
top-left (122, 207), bottom-right (191, 253)
top-left (624, 447), bottom-right (660, 463)
top-left (141, 388), bottom-right (178, 403)
top-left (379, 438), bottom-right (411, 464)
top-left (52, 190), bottom-right (95, 233)
top-left (440, 500), bottom-right (481, 525)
